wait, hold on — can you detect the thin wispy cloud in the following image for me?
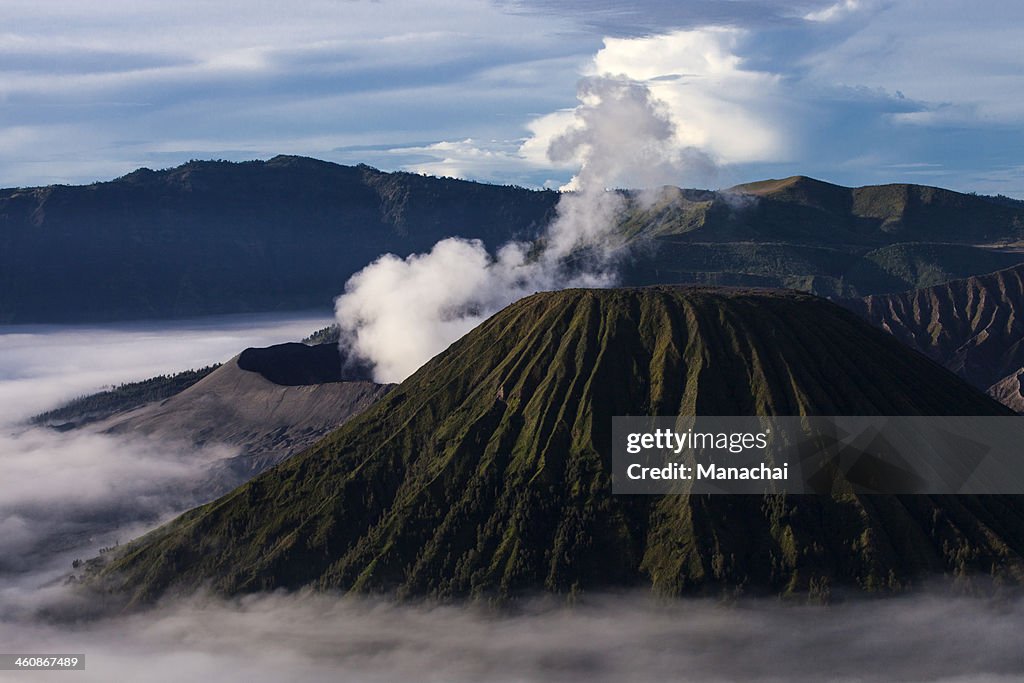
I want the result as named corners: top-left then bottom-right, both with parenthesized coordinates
top-left (804, 0), bottom-right (866, 23)
top-left (364, 1), bottom-right (1024, 196)
top-left (0, 0), bottom-right (591, 186)
top-left (2, 1), bottom-right (1023, 195)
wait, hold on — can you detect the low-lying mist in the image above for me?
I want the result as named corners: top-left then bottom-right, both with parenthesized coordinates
top-left (0, 427), bottom-right (236, 586)
top-left (0, 314), bottom-right (331, 621)
top-left (6, 590), bottom-right (1024, 682)
top-left (0, 312), bottom-right (332, 422)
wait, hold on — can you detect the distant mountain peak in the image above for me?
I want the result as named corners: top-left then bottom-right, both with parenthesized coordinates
top-left (4, 156), bottom-right (1024, 324)
top-left (729, 175), bottom-right (842, 195)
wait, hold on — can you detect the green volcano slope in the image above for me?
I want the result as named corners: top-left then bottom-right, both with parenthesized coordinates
top-left (96, 287), bottom-right (1024, 604)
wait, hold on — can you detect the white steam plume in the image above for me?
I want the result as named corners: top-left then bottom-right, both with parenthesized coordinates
top-left (335, 75), bottom-right (716, 383)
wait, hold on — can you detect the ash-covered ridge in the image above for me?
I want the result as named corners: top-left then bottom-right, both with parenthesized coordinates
top-left (95, 342), bottom-right (391, 477)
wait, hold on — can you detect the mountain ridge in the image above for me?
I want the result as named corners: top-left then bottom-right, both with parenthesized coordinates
top-left (0, 156), bottom-right (558, 323)
top-left (6, 158), bottom-right (1024, 322)
top-left (614, 176), bottom-right (1024, 296)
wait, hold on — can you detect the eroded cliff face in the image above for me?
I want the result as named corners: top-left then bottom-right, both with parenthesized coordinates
top-left (847, 264), bottom-right (1024, 408)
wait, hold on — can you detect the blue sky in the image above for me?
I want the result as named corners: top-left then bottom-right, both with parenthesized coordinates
top-left (2, 0), bottom-right (1023, 196)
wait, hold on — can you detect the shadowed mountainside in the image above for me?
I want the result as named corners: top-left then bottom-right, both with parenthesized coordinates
top-left (619, 176), bottom-right (1024, 296)
top-left (845, 264), bottom-right (1024, 411)
top-left (5, 163), bottom-right (1024, 323)
top-left (728, 175), bottom-right (1024, 244)
top-left (93, 287), bottom-right (1024, 606)
top-left (0, 156), bottom-right (558, 323)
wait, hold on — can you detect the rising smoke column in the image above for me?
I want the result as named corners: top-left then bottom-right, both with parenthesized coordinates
top-left (335, 76), bottom-right (715, 383)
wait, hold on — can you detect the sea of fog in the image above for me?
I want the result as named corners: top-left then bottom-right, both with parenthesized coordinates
top-left (1, 314), bottom-right (1023, 683)
top-left (0, 313), bottom-right (332, 608)
top-left (0, 312), bottom-right (335, 422)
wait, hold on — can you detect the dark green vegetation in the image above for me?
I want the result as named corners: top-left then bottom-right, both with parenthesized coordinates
top-left (619, 176), bottom-right (1024, 296)
top-left (5, 162), bottom-right (1024, 323)
top-left (846, 263), bottom-right (1024, 411)
top-left (95, 288), bottom-right (1024, 605)
top-left (0, 156), bottom-right (557, 323)
top-left (302, 325), bottom-right (341, 345)
top-left (31, 365), bottom-right (220, 428)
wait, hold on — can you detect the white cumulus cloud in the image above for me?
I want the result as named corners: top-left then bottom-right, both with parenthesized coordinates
top-left (524, 28), bottom-right (789, 174)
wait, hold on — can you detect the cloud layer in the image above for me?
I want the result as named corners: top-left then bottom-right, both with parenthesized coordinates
top-left (5, 590), bottom-right (1024, 682)
top-left (3, 1), bottom-right (1024, 195)
top-left (0, 0), bottom-right (590, 187)
top-left (414, 1), bottom-right (1024, 197)
top-left (0, 313), bottom-right (330, 616)
top-left (0, 312), bottom-right (331, 422)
